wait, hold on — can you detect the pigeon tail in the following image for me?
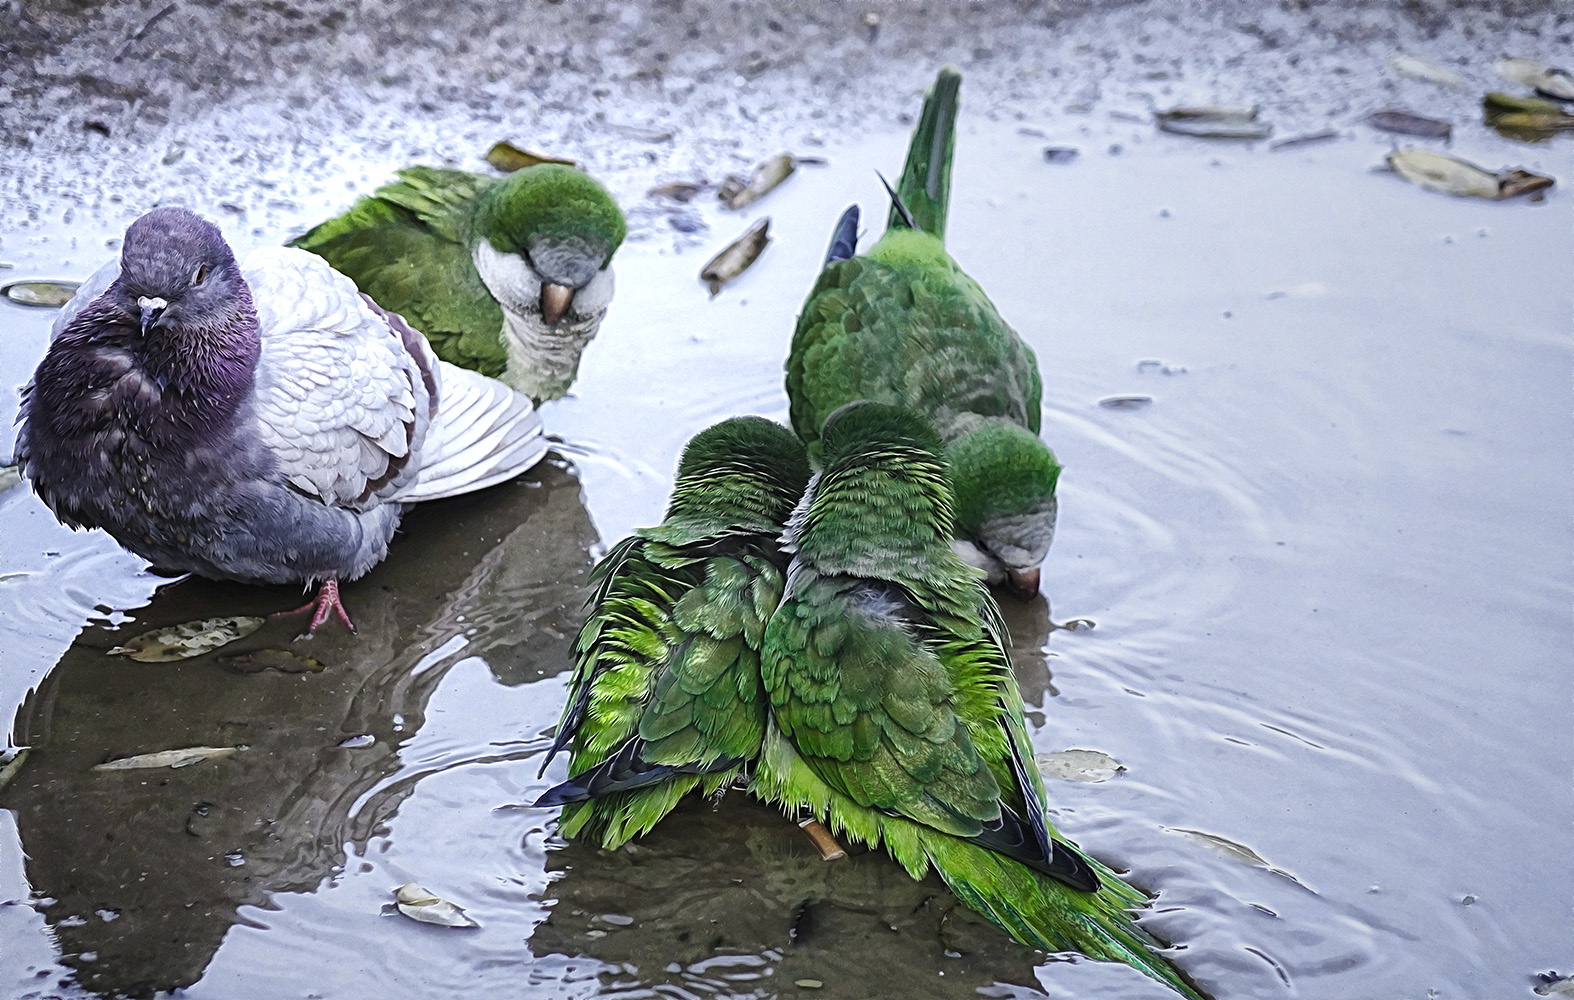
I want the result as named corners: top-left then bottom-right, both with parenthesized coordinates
top-left (395, 360), bottom-right (547, 502)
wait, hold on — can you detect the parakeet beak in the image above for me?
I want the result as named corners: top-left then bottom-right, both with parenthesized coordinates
top-left (1006, 565), bottom-right (1041, 598)
top-left (136, 295), bottom-right (168, 335)
top-left (540, 283), bottom-right (575, 325)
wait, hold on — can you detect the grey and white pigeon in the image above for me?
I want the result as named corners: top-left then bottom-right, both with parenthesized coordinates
top-left (16, 207), bottom-right (548, 635)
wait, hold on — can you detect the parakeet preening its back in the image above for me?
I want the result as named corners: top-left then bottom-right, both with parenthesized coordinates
top-left (785, 67), bottom-right (1060, 597)
top-left (290, 163), bottom-right (626, 403)
top-left (753, 401), bottom-right (1203, 999)
top-left (534, 417), bottom-right (811, 849)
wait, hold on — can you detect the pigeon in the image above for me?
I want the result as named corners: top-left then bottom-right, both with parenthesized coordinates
top-left (16, 207), bottom-right (548, 634)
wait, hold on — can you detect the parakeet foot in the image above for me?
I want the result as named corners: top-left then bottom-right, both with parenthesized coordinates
top-left (274, 579), bottom-right (357, 638)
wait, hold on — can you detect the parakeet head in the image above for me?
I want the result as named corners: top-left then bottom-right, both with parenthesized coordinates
top-left (118, 207), bottom-right (251, 339)
top-left (663, 417), bottom-right (810, 536)
top-left (472, 164), bottom-right (626, 325)
top-left (946, 419), bottom-right (1060, 597)
top-left (791, 402), bottom-right (956, 569)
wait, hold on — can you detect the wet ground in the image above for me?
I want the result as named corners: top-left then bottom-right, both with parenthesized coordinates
top-left (1, 1), bottom-right (1571, 998)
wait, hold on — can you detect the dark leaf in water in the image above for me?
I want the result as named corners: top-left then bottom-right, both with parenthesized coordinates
top-left (1269, 129), bottom-right (1341, 151)
top-left (1365, 109), bottom-right (1451, 139)
top-left (607, 123), bottom-right (674, 143)
top-left (108, 616), bottom-right (265, 661)
top-left (1155, 106), bottom-right (1272, 140)
top-left (1496, 57), bottom-right (1574, 102)
top-left (1042, 146), bottom-right (1080, 164)
top-left (1099, 395), bottom-right (1153, 410)
top-left (700, 217), bottom-right (770, 297)
top-left (216, 648), bottom-right (325, 674)
top-left (3, 279), bottom-right (80, 307)
top-left (722, 153), bottom-right (797, 209)
top-left (485, 141), bottom-right (578, 173)
top-left (1497, 169), bottom-right (1556, 200)
top-left (647, 180), bottom-right (709, 202)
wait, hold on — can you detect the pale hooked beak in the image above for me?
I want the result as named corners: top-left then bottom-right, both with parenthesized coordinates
top-left (1006, 565), bottom-right (1041, 598)
top-left (136, 295), bottom-right (167, 335)
top-left (540, 283), bottom-right (575, 325)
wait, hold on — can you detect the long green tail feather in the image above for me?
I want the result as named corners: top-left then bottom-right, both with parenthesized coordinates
top-left (889, 67), bottom-right (961, 240)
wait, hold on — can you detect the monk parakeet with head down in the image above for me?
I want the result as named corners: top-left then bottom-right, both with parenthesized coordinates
top-left (534, 417), bottom-right (810, 849)
top-left (786, 67), bottom-right (1059, 598)
top-left (291, 163), bottom-right (625, 403)
top-left (752, 401), bottom-right (1203, 999)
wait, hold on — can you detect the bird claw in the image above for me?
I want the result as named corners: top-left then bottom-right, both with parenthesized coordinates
top-left (273, 579), bottom-right (357, 638)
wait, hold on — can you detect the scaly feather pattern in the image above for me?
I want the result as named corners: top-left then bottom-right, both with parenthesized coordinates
top-left (754, 402), bottom-right (1203, 999)
top-left (535, 418), bottom-right (810, 849)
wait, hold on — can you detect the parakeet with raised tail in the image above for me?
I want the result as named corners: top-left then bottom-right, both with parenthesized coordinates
top-left (535, 417), bottom-right (810, 849)
top-left (291, 163), bottom-right (626, 403)
top-left (753, 401), bottom-right (1203, 999)
top-left (786, 67), bottom-right (1060, 597)
top-left (17, 207), bottom-right (546, 635)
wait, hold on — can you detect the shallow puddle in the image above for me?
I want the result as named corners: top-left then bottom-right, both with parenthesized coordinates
top-left (1, 3), bottom-right (1571, 998)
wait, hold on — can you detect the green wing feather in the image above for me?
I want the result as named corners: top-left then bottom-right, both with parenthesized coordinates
top-left (289, 167), bottom-right (508, 376)
top-left (787, 247), bottom-right (1042, 448)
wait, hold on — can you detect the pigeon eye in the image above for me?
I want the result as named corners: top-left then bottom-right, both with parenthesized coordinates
top-left (192, 264), bottom-right (210, 286)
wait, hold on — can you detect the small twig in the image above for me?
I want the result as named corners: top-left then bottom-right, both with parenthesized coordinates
top-left (114, 3), bottom-right (177, 62)
top-left (797, 816), bottom-right (846, 861)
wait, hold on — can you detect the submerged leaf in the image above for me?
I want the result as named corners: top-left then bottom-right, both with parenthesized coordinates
top-left (1365, 109), bottom-right (1451, 139)
top-left (1167, 827), bottom-right (1311, 888)
top-left (1035, 749), bottom-right (1125, 783)
top-left (721, 153), bottom-right (797, 209)
top-left (1389, 53), bottom-right (1467, 91)
top-left (485, 141), bottom-right (578, 173)
top-left (1155, 106), bottom-right (1272, 140)
top-left (700, 217), bottom-right (770, 297)
top-left (1496, 57), bottom-right (1574, 101)
top-left (216, 648), bottom-right (324, 674)
top-left (0, 465), bottom-right (20, 494)
top-left (1099, 395), bottom-right (1153, 410)
top-left (1269, 129), bottom-right (1340, 151)
top-left (3, 280), bottom-right (80, 307)
top-left (108, 616), bottom-right (265, 661)
top-left (94, 746), bottom-right (243, 771)
top-left (394, 882), bottom-right (480, 928)
top-left (1535, 973), bottom-right (1574, 997)
top-left (0, 748), bottom-right (30, 793)
top-left (1386, 149), bottom-right (1555, 200)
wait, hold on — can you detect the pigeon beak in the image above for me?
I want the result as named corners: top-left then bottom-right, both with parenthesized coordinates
top-left (1006, 566), bottom-right (1041, 598)
top-left (540, 283), bottom-right (575, 325)
top-left (136, 295), bottom-right (168, 335)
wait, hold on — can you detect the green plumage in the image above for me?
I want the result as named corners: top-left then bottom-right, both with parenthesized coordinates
top-left (785, 67), bottom-right (1061, 588)
top-left (539, 417), bottom-right (810, 850)
top-left (290, 164), bottom-right (625, 393)
top-left (754, 402), bottom-right (1202, 999)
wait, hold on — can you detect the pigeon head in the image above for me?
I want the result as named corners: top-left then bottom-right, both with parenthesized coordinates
top-left (119, 207), bottom-right (248, 336)
top-left (473, 164), bottom-right (626, 323)
top-left (947, 419), bottom-right (1059, 596)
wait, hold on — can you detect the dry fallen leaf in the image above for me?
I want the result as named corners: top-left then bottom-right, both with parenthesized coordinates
top-left (721, 153), bottom-right (797, 209)
top-left (1386, 149), bottom-right (1555, 200)
top-left (3, 279), bottom-right (80, 307)
top-left (1155, 106), bottom-right (1272, 140)
top-left (393, 882), bottom-right (480, 928)
top-left (700, 217), bottom-right (771, 296)
top-left (485, 141), bottom-right (578, 173)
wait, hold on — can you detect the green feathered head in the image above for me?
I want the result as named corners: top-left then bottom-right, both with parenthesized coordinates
top-left (662, 417), bottom-right (810, 536)
top-left (807, 401), bottom-right (956, 550)
top-left (474, 164), bottom-right (627, 286)
top-left (947, 420), bottom-right (1060, 569)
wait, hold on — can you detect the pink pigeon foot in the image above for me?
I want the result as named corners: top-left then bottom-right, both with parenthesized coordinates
top-left (274, 578), bottom-right (357, 637)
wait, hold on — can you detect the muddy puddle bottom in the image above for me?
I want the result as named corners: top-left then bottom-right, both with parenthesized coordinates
top-left (2, 2), bottom-right (1571, 998)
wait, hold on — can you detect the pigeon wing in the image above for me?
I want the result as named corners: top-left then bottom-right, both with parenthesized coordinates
top-left (243, 246), bottom-right (431, 510)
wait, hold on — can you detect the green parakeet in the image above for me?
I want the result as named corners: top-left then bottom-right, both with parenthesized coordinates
top-left (290, 163), bottom-right (626, 402)
top-left (753, 401), bottom-right (1203, 999)
top-left (786, 67), bottom-right (1060, 598)
top-left (534, 417), bottom-right (811, 849)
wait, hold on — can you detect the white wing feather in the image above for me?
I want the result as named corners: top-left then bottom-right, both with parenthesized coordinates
top-left (245, 246), bottom-right (429, 510)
